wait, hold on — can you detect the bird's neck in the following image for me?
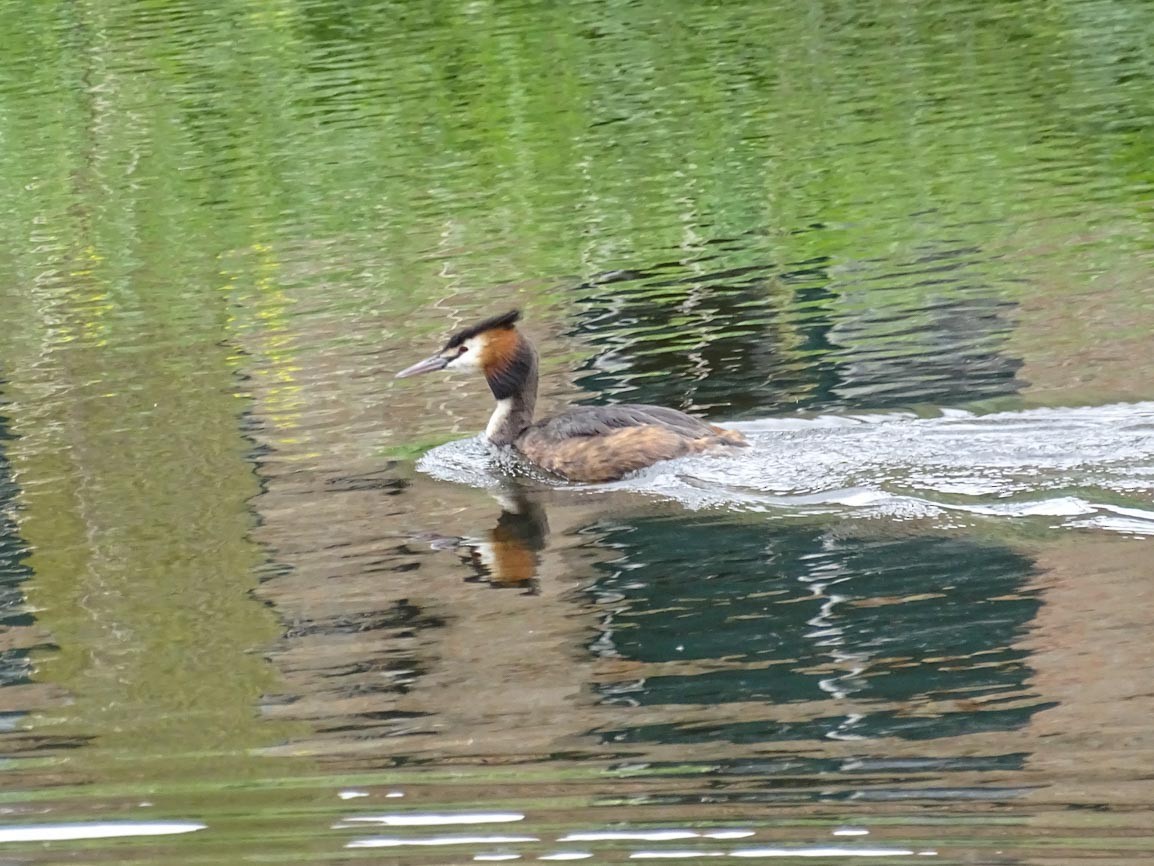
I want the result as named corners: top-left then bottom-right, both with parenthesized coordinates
top-left (485, 393), bottom-right (534, 445)
top-left (484, 338), bottom-right (538, 446)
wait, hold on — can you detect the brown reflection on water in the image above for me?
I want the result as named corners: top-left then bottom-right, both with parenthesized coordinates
top-left (255, 472), bottom-right (610, 763)
top-left (1023, 537), bottom-right (1154, 810)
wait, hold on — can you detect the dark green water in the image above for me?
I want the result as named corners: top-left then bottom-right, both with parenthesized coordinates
top-left (2, 0), bottom-right (1154, 862)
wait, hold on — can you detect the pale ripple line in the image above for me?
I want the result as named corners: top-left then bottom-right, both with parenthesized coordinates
top-left (728, 850), bottom-right (933, 858)
top-left (560, 830), bottom-right (755, 842)
top-left (336, 811), bottom-right (525, 827)
top-left (627, 859), bottom-right (932, 863)
top-left (0, 821), bottom-right (206, 843)
top-left (347, 834), bottom-right (539, 848)
top-left (629, 852), bottom-right (932, 860)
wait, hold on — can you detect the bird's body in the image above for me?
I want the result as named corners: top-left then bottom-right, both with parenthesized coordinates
top-left (397, 310), bottom-right (747, 483)
top-left (516, 404), bottom-right (747, 483)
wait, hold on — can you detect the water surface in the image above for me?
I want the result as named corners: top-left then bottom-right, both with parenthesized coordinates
top-left (2, 0), bottom-right (1154, 862)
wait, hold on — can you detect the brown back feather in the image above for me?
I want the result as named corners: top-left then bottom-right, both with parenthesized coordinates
top-left (518, 424), bottom-right (738, 483)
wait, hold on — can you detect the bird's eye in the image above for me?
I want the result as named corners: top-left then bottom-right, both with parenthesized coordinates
top-left (458, 345), bottom-right (468, 355)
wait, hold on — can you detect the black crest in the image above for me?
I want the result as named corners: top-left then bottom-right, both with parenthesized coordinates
top-left (444, 309), bottom-right (522, 350)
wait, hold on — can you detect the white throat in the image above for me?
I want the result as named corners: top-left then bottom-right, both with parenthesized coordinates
top-left (485, 398), bottom-right (515, 442)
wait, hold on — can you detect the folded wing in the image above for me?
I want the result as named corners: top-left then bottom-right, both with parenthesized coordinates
top-left (517, 404), bottom-right (746, 483)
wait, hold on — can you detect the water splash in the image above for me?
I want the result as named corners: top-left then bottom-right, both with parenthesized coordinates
top-left (417, 402), bottom-right (1154, 534)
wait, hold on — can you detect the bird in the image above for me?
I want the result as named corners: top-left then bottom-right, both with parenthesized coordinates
top-left (395, 310), bottom-right (747, 483)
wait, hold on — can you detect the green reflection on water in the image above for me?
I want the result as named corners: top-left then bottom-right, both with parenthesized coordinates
top-left (2, 0), bottom-right (1152, 297)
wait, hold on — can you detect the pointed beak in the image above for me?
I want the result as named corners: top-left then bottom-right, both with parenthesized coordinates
top-left (396, 353), bottom-right (449, 378)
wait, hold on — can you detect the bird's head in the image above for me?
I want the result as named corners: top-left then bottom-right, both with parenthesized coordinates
top-left (396, 309), bottom-right (535, 400)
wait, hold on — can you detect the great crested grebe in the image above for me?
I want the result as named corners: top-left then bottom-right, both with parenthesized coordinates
top-left (396, 310), bottom-right (747, 483)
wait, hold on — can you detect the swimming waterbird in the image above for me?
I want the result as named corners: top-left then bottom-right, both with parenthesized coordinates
top-left (396, 310), bottom-right (747, 483)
